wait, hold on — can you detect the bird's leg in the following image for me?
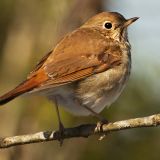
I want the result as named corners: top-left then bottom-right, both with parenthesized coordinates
top-left (81, 105), bottom-right (108, 140)
top-left (54, 97), bottom-right (65, 146)
top-left (81, 104), bottom-right (108, 122)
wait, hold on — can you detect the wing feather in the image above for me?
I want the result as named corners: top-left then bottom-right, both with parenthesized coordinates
top-left (29, 27), bottom-right (122, 89)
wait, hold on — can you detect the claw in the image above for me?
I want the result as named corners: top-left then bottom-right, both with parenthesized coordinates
top-left (96, 119), bottom-right (109, 141)
top-left (96, 119), bottom-right (108, 131)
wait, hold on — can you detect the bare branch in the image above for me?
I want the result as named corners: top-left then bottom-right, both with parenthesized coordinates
top-left (0, 114), bottom-right (160, 149)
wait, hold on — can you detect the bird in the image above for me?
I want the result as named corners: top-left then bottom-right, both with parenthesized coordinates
top-left (0, 12), bottom-right (138, 136)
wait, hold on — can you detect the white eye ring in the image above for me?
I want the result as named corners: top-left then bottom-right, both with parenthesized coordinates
top-left (103, 21), bottom-right (112, 30)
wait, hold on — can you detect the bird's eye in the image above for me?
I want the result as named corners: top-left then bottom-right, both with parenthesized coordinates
top-left (104, 22), bottom-right (112, 29)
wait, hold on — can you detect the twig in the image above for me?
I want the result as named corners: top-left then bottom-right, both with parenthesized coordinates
top-left (0, 113), bottom-right (160, 149)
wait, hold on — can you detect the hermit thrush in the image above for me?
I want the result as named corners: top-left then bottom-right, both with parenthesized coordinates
top-left (0, 12), bottom-right (138, 131)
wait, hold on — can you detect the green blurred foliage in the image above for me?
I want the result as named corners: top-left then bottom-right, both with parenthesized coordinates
top-left (0, 0), bottom-right (159, 160)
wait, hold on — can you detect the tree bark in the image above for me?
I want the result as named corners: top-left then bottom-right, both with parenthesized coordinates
top-left (0, 113), bottom-right (159, 149)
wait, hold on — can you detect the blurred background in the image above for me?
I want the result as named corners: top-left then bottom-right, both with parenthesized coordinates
top-left (0, 0), bottom-right (160, 159)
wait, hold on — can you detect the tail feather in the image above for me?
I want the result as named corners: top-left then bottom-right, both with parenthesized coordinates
top-left (0, 79), bottom-right (36, 105)
top-left (0, 70), bottom-right (48, 105)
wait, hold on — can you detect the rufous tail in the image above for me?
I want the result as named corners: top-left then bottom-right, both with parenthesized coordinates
top-left (0, 70), bottom-right (48, 105)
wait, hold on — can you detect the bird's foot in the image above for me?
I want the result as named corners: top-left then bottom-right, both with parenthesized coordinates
top-left (96, 119), bottom-right (109, 141)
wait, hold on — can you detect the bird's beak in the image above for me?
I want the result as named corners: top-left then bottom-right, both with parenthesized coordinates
top-left (123, 17), bottom-right (139, 27)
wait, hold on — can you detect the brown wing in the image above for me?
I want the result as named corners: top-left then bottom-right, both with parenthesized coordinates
top-left (29, 27), bottom-right (122, 88)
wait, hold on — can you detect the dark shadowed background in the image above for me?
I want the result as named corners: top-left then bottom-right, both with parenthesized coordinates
top-left (0, 0), bottom-right (160, 159)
